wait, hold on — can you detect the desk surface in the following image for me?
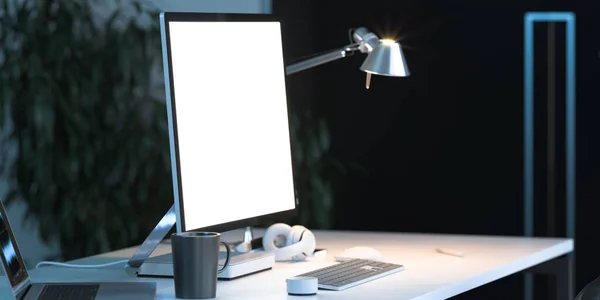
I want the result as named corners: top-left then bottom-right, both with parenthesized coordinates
top-left (5, 230), bottom-right (573, 300)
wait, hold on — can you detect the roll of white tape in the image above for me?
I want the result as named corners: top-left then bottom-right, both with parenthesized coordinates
top-left (286, 276), bottom-right (318, 296)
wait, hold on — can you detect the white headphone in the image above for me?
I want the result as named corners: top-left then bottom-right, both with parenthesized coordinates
top-left (262, 223), bottom-right (316, 261)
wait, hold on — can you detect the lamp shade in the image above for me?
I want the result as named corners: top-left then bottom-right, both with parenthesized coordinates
top-left (360, 40), bottom-right (410, 77)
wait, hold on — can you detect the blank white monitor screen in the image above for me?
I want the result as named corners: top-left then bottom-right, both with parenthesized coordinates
top-left (164, 19), bottom-right (296, 232)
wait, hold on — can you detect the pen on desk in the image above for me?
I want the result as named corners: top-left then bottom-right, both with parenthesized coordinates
top-left (436, 248), bottom-right (464, 258)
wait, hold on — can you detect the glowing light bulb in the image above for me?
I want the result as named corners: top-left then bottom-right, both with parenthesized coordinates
top-left (381, 39), bottom-right (396, 46)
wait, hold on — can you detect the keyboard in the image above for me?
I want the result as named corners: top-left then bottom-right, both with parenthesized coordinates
top-left (295, 258), bottom-right (404, 291)
top-left (39, 284), bottom-right (99, 300)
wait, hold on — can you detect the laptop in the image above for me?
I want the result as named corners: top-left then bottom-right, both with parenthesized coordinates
top-left (0, 199), bottom-right (156, 300)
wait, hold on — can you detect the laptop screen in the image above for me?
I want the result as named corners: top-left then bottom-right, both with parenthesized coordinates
top-left (0, 201), bottom-right (29, 290)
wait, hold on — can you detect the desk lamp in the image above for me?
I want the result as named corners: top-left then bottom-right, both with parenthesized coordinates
top-left (286, 27), bottom-right (410, 88)
top-left (130, 26), bottom-right (410, 268)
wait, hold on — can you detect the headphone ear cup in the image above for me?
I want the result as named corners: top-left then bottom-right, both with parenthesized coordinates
top-left (263, 223), bottom-right (292, 252)
top-left (286, 225), bottom-right (305, 245)
top-left (289, 226), bottom-right (316, 261)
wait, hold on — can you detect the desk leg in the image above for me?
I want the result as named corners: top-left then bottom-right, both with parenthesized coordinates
top-left (556, 254), bottom-right (574, 300)
top-left (524, 254), bottom-right (574, 300)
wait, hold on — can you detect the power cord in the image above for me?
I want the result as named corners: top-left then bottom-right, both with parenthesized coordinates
top-left (35, 259), bottom-right (129, 269)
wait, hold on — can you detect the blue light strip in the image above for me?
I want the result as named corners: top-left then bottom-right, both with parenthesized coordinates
top-left (523, 15), bottom-right (534, 238)
top-left (523, 12), bottom-right (576, 300)
top-left (565, 15), bottom-right (576, 242)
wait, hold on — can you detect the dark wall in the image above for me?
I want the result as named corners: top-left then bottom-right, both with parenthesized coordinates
top-left (274, 0), bottom-right (317, 114)
top-left (275, 0), bottom-right (600, 298)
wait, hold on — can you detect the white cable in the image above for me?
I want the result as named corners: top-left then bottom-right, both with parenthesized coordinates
top-left (36, 259), bottom-right (129, 269)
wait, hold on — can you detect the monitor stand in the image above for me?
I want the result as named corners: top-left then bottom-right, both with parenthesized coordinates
top-left (127, 205), bottom-right (275, 279)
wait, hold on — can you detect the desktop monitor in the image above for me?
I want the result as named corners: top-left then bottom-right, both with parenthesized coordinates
top-left (159, 12), bottom-right (297, 233)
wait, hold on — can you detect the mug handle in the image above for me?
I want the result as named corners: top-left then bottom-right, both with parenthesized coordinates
top-left (217, 241), bottom-right (231, 273)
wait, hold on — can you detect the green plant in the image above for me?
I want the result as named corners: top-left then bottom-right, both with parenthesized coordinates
top-left (288, 111), bottom-right (333, 228)
top-left (0, 0), bottom-right (172, 260)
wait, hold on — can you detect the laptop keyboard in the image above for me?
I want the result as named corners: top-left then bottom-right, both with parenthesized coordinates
top-left (39, 284), bottom-right (99, 300)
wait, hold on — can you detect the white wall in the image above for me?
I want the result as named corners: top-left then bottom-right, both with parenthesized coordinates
top-left (0, 0), bottom-right (271, 267)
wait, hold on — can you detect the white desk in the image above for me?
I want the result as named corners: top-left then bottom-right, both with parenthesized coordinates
top-left (4, 230), bottom-right (573, 299)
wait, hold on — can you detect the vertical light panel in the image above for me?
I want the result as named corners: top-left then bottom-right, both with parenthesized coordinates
top-left (523, 11), bottom-right (576, 239)
top-left (523, 11), bottom-right (576, 300)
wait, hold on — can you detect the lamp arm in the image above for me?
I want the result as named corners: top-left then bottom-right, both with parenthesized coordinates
top-left (285, 43), bottom-right (360, 75)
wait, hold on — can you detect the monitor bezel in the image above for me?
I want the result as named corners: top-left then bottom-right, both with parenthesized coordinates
top-left (160, 12), bottom-right (298, 233)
